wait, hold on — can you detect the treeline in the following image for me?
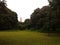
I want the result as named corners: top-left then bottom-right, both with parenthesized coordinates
top-left (0, 0), bottom-right (60, 33)
top-left (18, 0), bottom-right (60, 33)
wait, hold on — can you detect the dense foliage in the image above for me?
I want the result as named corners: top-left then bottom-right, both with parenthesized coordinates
top-left (1, 0), bottom-right (60, 33)
top-left (0, 0), bottom-right (18, 30)
top-left (18, 19), bottom-right (31, 30)
top-left (30, 0), bottom-right (60, 32)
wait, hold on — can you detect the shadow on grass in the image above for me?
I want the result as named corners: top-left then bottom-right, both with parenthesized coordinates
top-left (44, 33), bottom-right (60, 37)
top-left (0, 39), bottom-right (15, 45)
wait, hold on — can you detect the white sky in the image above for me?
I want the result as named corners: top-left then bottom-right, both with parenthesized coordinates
top-left (6, 0), bottom-right (49, 22)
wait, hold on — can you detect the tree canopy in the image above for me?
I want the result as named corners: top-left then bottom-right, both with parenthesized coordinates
top-left (0, 0), bottom-right (18, 30)
top-left (30, 0), bottom-right (60, 32)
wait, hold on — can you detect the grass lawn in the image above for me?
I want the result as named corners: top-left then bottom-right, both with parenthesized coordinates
top-left (0, 30), bottom-right (60, 45)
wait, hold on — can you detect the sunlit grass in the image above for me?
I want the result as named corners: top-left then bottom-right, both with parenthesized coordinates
top-left (0, 30), bottom-right (60, 45)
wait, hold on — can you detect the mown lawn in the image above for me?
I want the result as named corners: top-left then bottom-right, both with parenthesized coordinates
top-left (0, 30), bottom-right (60, 45)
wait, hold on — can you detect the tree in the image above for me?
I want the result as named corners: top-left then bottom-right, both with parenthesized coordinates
top-left (31, 8), bottom-right (41, 29)
top-left (44, 0), bottom-right (60, 32)
top-left (24, 19), bottom-right (31, 29)
top-left (0, 0), bottom-right (18, 30)
top-left (30, 6), bottom-right (50, 30)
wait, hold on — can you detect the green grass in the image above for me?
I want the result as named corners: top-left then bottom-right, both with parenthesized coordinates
top-left (0, 30), bottom-right (60, 45)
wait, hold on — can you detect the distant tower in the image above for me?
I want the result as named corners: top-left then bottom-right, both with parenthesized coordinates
top-left (20, 17), bottom-right (22, 22)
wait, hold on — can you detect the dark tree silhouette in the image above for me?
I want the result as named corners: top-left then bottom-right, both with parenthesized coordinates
top-left (0, 0), bottom-right (18, 30)
top-left (30, 0), bottom-right (60, 33)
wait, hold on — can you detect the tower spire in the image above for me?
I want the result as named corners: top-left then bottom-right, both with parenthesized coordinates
top-left (20, 17), bottom-right (22, 22)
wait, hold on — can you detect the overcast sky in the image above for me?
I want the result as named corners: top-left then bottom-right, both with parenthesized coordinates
top-left (6, 0), bottom-right (49, 22)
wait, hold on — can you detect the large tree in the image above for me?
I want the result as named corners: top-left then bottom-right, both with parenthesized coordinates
top-left (30, 6), bottom-right (50, 30)
top-left (45, 0), bottom-right (60, 32)
top-left (30, 0), bottom-right (60, 32)
top-left (0, 0), bottom-right (18, 30)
